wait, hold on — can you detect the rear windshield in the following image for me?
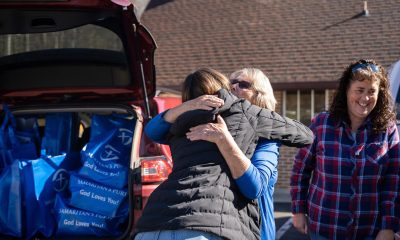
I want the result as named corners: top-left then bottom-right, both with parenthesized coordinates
top-left (0, 24), bottom-right (123, 57)
top-left (0, 24), bottom-right (130, 91)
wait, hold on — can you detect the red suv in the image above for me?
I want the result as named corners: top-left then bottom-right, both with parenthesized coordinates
top-left (0, 0), bottom-right (180, 239)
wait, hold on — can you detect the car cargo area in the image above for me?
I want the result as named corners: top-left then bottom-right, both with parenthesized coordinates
top-left (0, 2), bottom-right (163, 239)
top-left (0, 105), bottom-right (142, 239)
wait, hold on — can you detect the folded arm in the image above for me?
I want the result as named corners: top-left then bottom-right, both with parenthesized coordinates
top-left (250, 104), bottom-right (314, 147)
top-left (186, 116), bottom-right (279, 186)
top-left (235, 140), bottom-right (279, 199)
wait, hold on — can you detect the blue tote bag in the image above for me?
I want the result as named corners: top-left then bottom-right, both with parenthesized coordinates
top-left (22, 153), bottom-right (82, 239)
top-left (0, 105), bottom-right (39, 171)
top-left (54, 194), bottom-right (126, 237)
top-left (81, 114), bottom-right (134, 166)
top-left (79, 114), bottom-right (134, 188)
top-left (0, 160), bottom-right (23, 237)
top-left (78, 157), bottom-right (128, 189)
top-left (41, 112), bottom-right (79, 156)
top-left (68, 174), bottom-right (128, 218)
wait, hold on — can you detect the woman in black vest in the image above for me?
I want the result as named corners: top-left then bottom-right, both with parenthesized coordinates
top-left (135, 68), bottom-right (313, 240)
top-left (186, 68), bottom-right (284, 240)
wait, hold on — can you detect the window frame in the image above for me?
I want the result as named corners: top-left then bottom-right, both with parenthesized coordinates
top-left (282, 89), bottom-right (330, 123)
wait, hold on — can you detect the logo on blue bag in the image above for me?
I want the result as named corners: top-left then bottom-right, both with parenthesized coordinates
top-left (52, 169), bottom-right (69, 192)
top-left (100, 145), bottom-right (121, 161)
top-left (118, 128), bottom-right (133, 146)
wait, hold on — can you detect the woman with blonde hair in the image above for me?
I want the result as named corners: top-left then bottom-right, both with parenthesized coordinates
top-left (230, 68), bottom-right (277, 110)
top-left (136, 67), bottom-right (312, 240)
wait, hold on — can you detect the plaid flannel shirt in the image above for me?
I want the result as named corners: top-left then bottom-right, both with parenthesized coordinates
top-left (291, 112), bottom-right (400, 240)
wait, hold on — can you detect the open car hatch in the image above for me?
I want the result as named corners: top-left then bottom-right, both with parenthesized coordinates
top-left (0, 1), bottom-right (157, 107)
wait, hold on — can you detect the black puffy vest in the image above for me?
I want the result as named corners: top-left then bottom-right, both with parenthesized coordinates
top-left (136, 89), bottom-right (313, 240)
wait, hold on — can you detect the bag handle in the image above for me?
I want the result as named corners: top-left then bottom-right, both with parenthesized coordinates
top-left (1, 104), bottom-right (17, 131)
top-left (1, 105), bottom-right (20, 147)
top-left (42, 156), bottom-right (59, 170)
top-left (1, 104), bottom-right (18, 149)
top-left (7, 126), bottom-right (20, 147)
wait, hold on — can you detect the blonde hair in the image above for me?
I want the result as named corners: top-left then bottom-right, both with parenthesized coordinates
top-left (230, 68), bottom-right (277, 110)
top-left (181, 68), bottom-right (230, 102)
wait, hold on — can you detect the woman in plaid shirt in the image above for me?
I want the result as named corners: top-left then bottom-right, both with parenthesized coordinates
top-left (291, 59), bottom-right (400, 240)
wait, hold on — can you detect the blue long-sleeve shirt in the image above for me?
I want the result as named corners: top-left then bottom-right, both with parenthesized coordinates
top-left (145, 111), bottom-right (280, 240)
top-left (236, 139), bottom-right (280, 240)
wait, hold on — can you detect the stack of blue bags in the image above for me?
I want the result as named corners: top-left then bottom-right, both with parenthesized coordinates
top-left (55, 114), bottom-right (134, 237)
top-left (0, 107), bottom-right (134, 239)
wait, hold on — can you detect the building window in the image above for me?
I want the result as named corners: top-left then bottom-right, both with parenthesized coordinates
top-left (282, 90), bottom-right (329, 126)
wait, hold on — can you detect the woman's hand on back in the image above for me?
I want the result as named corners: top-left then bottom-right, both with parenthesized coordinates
top-left (164, 95), bottom-right (224, 123)
top-left (186, 95), bottom-right (224, 111)
top-left (186, 115), bottom-right (229, 144)
top-left (187, 115), bottom-right (251, 179)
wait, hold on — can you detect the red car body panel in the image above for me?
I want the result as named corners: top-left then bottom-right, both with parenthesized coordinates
top-left (133, 95), bottom-right (181, 226)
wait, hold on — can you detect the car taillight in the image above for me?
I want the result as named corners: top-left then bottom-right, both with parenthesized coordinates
top-left (141, 156), bottom-right (172, 183)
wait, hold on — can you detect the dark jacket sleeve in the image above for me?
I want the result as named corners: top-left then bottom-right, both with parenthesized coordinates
top-left (245, 102), bottom-right (314, 147)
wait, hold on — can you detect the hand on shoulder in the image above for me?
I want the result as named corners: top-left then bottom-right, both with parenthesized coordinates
top-left (164, 95), bottom-right (224, 123)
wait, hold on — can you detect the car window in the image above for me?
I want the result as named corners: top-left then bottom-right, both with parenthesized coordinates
top-left (0, 24), bottom-right (123, 57)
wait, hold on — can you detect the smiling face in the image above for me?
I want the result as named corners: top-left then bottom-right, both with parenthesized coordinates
top-left (230, 74), bottom-right (255, 101)
top-left (346, 78), bottom-right (380, 129)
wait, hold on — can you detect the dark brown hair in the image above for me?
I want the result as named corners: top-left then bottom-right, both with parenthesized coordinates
top-left (329, 59), bottom-right (396, 132)
top-left (181, 68), bottom-right (230, 102)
